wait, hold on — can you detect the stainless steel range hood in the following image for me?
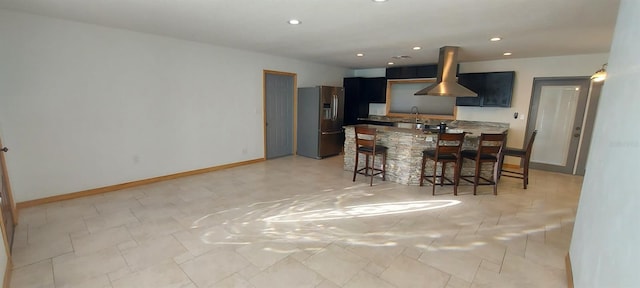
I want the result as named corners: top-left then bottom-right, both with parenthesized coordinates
top-left (414, 46), bottom-right (478, 97)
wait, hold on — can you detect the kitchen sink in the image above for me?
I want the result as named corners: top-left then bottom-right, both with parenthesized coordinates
top-left (395, 122), bottom-right (423, 130)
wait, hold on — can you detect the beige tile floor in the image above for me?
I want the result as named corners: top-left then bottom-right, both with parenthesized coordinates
top-left (10, 155), bottom-right (582, 288)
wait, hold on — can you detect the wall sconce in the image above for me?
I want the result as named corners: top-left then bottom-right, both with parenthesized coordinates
top-left (591, 63), bottom-right (607, 82)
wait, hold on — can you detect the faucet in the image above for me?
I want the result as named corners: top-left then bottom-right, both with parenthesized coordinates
top-left (410, 106), bottom-right (419, 123)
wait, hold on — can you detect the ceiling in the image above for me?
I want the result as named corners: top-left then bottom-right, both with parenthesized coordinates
top-left (0, 0), bottom-right (621, 69)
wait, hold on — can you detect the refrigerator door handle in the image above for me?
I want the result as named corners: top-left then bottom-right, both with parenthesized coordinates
top-left (332, 94), bottom-right (338, 121)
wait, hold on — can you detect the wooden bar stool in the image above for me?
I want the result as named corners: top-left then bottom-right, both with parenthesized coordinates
top-left (460, 133), bottom-right (506, 195)
top-left (420, 132), bottom-right (466, 196)
top-left (353, 126), bottom-right (387, 186)
top-left (501, 130), bottom-right (538, 189)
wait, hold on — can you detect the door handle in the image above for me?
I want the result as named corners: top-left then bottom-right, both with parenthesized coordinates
top-left (332, 94), bottom-right (338, 121)
top-left (1, 147), bottom-right (7, 152)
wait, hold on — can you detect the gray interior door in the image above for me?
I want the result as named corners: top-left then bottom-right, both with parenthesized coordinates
top-left (265, 72), bottom-right (295, 159)
top-left (526, 77), bottom-right (590, 174)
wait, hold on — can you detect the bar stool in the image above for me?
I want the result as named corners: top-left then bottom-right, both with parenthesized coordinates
top-left (353, 126), bottom-right (387, 186)
top-left (501, 130), bottom-right (538, 189)
top-left (420, 132), bottom-right (466, 196)
top-left (460, 133), bottom-right (506, 195)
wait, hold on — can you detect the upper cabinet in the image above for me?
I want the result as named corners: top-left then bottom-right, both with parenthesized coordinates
top-left (386, 64), bottom-right (438, 79)
top-left (343, 77), bottom-right (367, 125)
top-left (343, 77), bottom-right (389, 124)
top-left (456, 71), bottom-right (515, 107)
top-left (363, 77), bottom-right (387, 103)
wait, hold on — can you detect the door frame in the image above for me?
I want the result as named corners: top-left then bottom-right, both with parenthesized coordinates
top-left (263, 70), bottom-right (298, 159)
top-left (575, 81), bottom-right (603, 175)
top-left (525, 76), bottom-right (591, 174)
top-left (0, 135), bottom-right (17, 283)
top-left (0, 139), bottom-right (17, 226)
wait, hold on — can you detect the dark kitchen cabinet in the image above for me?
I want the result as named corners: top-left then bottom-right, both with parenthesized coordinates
top-left (456, 71), bottom-right (515, 107)
top-left (455, 74), bottom-right (483, 106)
top-left (386, 64), bottom-right (438, 79)
top-left (343, 77), bottom-right (388, 124)
top-left (343, 77), bottom-right (369, 126)
top-left (363, 77), bottom-right (387, 103)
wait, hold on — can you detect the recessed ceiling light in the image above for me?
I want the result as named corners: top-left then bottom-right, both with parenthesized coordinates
top-left (413, 46), bottom-right (422, 50)
top-left (356, 53), bottom-right (364, 57)
top-left (388, 62), bottom-right (395, 65)
top-left (503, 52), bottom-right (512, 56)
top-left (373, 0), bottom-right (388, 2)
top-left (288, 19), bottom-right (301, 25)
top-left (490, 37), bottom-right (502, 42)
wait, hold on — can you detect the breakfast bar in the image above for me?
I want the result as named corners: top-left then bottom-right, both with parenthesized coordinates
top-left (343, 120), bottom-right (509, 186)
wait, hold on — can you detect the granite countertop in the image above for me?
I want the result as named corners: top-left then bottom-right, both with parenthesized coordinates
top-left (345, 123), bottom-right (508, 137)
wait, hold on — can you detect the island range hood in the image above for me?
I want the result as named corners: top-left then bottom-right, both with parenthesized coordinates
top-left (414, 46), bottom-right (478, 97)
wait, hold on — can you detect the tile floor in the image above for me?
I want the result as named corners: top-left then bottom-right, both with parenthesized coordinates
top-left (10, 155), bottom-right (582, 287)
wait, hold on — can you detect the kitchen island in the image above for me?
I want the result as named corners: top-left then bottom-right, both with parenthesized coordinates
top-left (344, 120), bottom-right (509, 186)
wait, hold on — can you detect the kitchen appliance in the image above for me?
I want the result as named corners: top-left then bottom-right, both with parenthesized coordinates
top-left (297, 86), bottom-right (345, 159)
top-left (439, 122), bottom-right (447, 133)
top-left (414, 46), bottom-right (478, 97)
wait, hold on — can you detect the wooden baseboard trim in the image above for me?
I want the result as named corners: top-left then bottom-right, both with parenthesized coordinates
top-left (502, 163), bottom-right (520, 170)
top-left (3, 257), bottom-right (11, 288)
top-left (566, 252), bottom-right (574, 288)
top-left (16, 158), bottom-right (265, 209)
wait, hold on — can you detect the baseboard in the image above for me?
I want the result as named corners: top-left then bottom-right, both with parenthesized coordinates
top-left (16, 158), bottom-right (265, 209)
top-left (3, 257), bottom-right (11, 288)
top-left (566, 252), bottom-right (574, 288)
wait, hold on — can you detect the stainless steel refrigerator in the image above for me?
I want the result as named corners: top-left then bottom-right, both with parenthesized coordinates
top-left (297, 86), bottom-right (344, 159)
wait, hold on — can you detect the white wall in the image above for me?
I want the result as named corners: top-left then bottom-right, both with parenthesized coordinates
top-left (570, 0), bottom-right (640, 287)
top-left (0, 10), bottom-right (348, 202)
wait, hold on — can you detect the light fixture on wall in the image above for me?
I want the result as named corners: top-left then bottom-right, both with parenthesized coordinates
top-left (591, 63), bottom-right (608, 82)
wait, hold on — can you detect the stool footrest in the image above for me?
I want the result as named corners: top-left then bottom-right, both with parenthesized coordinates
top-left (356, 167), bottom-right (385, 177)
top-left (421, 175), bottom-right (456, 186)
top-left (460, 175), bottom-right (497, 185)
top-left (500, 169), bottom-right (525, 178)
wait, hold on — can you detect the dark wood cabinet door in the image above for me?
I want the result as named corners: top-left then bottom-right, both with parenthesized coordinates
top-left (363, 77), bottom-right (387, 103)
top-left (414, 65), bottom-right (438, 78)
top-left (456, 71), bottom-right (515, 107)
top-left (343, 77), bottom-right (362, 125)
top-left (386, 64), bottom-right (438, 79)
top-left (386, 66), bottom-right (417, 79)
top-left (481, 72), bottom-right (515, 107)
top-left (456, 73), bottom-right (484, 106)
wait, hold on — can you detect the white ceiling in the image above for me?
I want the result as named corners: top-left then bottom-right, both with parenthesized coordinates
top-left (0, 0), bottom-right (620, 69)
